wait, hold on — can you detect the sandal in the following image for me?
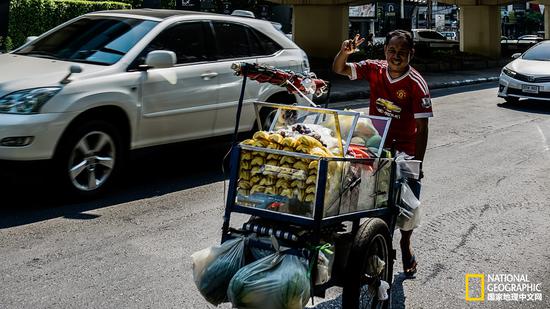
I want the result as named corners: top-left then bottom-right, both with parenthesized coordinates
top-left (402, 254), bottom-right (417, 277)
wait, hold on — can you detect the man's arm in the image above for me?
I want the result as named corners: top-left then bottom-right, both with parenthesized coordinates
top-left (333, 34), bottom-right (365, 77)
top-left (415, 118), bottom-right (429, 161)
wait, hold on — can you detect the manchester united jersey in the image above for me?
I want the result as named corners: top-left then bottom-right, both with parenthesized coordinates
top-left (349, 60), bottom-right (433, 156)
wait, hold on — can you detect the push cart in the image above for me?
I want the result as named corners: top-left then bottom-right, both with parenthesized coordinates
top-left (220, 94), bottom-right (405, 308)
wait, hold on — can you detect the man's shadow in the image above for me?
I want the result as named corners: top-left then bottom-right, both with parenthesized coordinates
top-left (390, 272), bottom-right (414, 309)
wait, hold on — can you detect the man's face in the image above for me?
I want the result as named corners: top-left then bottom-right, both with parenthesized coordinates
top-left (384, 36), bottom-right (413, 74)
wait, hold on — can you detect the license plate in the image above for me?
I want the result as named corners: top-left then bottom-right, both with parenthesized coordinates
top-left (522, 85), bottom-right (539, 94)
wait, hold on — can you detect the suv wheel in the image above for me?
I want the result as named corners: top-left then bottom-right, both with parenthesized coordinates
top-left (55, 120), bottom-right (124, 197)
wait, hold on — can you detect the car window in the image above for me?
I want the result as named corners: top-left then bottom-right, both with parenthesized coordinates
top-left (522, 43), bottom-right (550, 61)
top-left (418, 31), bottom-right (446, 41)
top-left (15, 17), bottom-right (158, 65)
top-left (141, 21), bottom-right (213, 65)
top-left (250, 28), bottom-right (283, 55)
top-left (213, 22), bottom-right (252, 59)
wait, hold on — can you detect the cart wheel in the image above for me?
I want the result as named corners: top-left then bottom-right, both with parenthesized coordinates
top-left (342, 218), bottom-right (393, 309)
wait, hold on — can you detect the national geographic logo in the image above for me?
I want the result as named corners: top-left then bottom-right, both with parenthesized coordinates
top-left (465, 273), bottom-right (543, 302)
top-left (465, 274), bottom-right (485, 301)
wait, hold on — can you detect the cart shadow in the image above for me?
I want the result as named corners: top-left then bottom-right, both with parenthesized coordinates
top-left (0, 137), bottom-right (236, 228)
top-left (305, 273), bottom-right (409, 308)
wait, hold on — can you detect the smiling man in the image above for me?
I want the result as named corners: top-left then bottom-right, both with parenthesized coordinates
top-left (333, 29), bottom-right (433, 277)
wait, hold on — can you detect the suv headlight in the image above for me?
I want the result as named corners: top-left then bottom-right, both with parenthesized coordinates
top-left (0, 87), bottom-right (61, 114)
top-left (502, 67), bottom-right (517, 78)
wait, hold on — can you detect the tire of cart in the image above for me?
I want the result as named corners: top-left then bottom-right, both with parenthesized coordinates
top-left (342, 218), bottom-right (393, 309)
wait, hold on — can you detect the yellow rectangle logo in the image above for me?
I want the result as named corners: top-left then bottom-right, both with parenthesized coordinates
top-left (465, 274), bottom-right (485, 301)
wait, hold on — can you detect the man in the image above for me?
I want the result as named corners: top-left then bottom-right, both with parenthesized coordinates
top-left (333, 30), bottom-right (433, 277)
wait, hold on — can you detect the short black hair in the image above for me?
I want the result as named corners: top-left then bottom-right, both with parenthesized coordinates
top-left (384, 30), bottom-right (414, 50)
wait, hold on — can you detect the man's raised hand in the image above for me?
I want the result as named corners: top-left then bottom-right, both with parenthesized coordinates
top-left (341, 34), bottom-right (365, 55)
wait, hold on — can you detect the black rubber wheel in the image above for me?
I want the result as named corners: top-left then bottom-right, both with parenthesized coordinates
top-left (504, 96), bottom-right (519, 104)
top-left (342, 218), bottom-right (393, 309)
top-left (54, 120), bottom-right (125, 198)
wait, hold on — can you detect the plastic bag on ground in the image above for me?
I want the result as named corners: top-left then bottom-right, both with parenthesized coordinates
top-left (191, 236), bottom-right (246, 305)
top-left (228, 253), bottom-right (310, 309)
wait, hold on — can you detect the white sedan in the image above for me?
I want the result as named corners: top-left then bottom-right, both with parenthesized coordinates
top-left (498, 41), bottom-right (550, 103)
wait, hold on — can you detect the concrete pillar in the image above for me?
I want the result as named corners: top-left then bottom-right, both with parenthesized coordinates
top-left (293, 5), bottom-right (348, 59)
top-left (459, 5), bottom-right (501, 58)
top-left (545, 7), bottom-right (550, 39)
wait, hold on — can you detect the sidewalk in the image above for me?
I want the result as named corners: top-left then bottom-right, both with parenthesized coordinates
top-left (325, 66), bottom-right (502, 103)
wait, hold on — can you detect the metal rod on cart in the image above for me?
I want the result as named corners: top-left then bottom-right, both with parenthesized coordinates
top-left (231, 67), bottom-right (248, 147)
top-left (284, 79), bottom-right (318, 107)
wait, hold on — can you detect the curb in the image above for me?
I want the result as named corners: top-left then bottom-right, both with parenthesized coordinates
top-left (329, 76), bottom-right (500, 103)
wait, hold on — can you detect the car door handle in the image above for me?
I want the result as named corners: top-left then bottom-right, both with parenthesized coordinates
top-left (201, 72), bottom-right (218, 80)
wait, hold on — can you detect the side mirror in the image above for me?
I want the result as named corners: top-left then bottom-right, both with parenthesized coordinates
top-left (144, 50), bottom-right (176, 69)
top-left (26, 36), bottom-right (38, 44)
top-left (511, 53), bottom-right (521, 59)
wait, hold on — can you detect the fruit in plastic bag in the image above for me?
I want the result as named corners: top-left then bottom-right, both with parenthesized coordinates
top-left (191, 237), bottom-right (246, 305)
top-left (228, 253), bottom-right (310, 309)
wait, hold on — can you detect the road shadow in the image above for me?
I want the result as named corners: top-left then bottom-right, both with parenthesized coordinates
top-left (496, 98), bottom-right (550, 115)
top-left (0, 137), bottom-right (238, 228)
top-left (430, 82), bottom-right (498, 98)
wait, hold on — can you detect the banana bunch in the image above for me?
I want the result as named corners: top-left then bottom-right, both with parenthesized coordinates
top-left (237, 131), bottom-right (339, 206)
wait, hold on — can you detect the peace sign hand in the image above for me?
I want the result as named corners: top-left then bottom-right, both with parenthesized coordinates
top-left (341, 34), bottom-right (365, 55)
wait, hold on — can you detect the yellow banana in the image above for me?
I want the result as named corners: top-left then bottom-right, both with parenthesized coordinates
top-left (265, 186), bottom-right (276, 195)
top-left (291, 179), bottom-right (305, 189)
top-left (253, 131), bottom-right (270, 141)
top-left (293, 161), bottom-right (308, 171)
top-left (306, 175), bottom-right (317, 185)
top-left (281, 137), bottom-right (295, 147)
top-left (241, 151), bottom-right (252, 160)
top-left (308, 160), bottom-right (318, 170)
top-left (268, 133), bottom-right (283, 144)
top-left (251, 156), bottom-right (265, 166)
top-left (251, 185), bottom-right (266, 194)
top-left (239, 170), bottom-right (250, 180)
top-left (238, 180), bottom-right (251, 190)
top-left (280, 156), bottom-right (296, 165)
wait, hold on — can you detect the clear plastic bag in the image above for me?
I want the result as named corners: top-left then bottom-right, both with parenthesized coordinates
top-left (396, 180), bottom-right (422, 231)
top-left (191, 236), bottom-right (246, 305)
top-left (228, 253), bottom-right (310, 309)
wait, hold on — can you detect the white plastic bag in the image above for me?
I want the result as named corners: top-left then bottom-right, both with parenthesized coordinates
top-left (191, 236), bottom-right (246, 305)
top-left (396, 181), bottom-right (422, 231)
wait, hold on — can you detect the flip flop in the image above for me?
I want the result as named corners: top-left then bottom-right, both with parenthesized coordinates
top-left (403, 254), bottom-right (417, 277)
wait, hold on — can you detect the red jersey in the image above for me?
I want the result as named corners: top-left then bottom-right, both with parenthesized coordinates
top-left (350, 60), bottom-right (433, 156)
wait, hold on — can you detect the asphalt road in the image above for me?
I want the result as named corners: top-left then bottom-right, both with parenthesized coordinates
top-left (1, 83), bottom-right (549, 308)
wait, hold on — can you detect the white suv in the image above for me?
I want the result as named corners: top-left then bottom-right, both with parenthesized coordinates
top-left (0, 9), bottom-right (311, 197)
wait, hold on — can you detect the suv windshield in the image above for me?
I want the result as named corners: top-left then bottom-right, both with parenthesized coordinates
top-left (522, 43), bottom-right (550, 61)
top-left (418, 31), bottom-right (446, 41)
top-left (15, 16), bottom-right (158, 65)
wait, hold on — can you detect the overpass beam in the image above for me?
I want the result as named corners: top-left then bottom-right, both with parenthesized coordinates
top-left (293, 5), bottom-right (348, 59)
top-left (459, 5), bottom-right (501, 58)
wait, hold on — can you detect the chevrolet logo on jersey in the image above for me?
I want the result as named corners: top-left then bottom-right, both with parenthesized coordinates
top-left (376, 98), bottom-right (401, 119)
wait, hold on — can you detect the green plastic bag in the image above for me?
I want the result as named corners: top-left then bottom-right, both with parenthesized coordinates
top-left (191, 236), bottom-right (246, 305)
top-left (228, 252), bottom-right (310, 309)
